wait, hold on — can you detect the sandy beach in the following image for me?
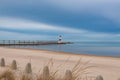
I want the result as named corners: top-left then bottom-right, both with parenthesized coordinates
top-left (0, 47), bottom-right (120, 80)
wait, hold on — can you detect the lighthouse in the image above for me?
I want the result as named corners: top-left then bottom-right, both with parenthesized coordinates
top-left (58, 35), bottom-right (62, 43)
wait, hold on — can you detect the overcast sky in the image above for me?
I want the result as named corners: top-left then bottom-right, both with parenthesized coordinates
top-left (0, 0), bottom-right (120, 41)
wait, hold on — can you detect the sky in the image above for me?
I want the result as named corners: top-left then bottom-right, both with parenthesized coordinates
top-left (0, 0), bottom-right (120, 41)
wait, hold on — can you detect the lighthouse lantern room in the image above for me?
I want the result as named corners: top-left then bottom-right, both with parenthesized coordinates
top-left (58, 35), bottom-right (62, 43)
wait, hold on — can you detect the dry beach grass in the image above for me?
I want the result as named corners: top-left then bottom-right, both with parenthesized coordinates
top-left (0, 57), bottom-right (96, 80)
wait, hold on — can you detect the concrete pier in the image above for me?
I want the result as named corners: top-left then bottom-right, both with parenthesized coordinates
top-left (0, 40), bottom-right (73, 46)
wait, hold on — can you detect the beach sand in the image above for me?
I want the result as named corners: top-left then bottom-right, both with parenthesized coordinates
top-left (0, 47), bottom-right (120, 80)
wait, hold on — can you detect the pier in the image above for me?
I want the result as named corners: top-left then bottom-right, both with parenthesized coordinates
top-left (0, 40), bottom-right (72, 46)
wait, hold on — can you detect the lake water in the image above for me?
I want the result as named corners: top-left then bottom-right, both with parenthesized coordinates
top-left (8, 42), bottom-right (120, 57)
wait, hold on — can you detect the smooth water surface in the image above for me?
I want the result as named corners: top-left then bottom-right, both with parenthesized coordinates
top-left (8, 42), bottom-right (120, 57)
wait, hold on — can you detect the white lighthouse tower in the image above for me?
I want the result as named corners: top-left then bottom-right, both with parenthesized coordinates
top-left (58, 35), bottom-right (62, 43)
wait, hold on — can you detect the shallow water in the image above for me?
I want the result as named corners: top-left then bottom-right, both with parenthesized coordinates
top-left (7, 42), bottom-right (120, 57)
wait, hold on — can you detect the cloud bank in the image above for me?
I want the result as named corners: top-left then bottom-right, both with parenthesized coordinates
top-left (0, 0), bottom-right (120, 33)
top-left (0, 17), bottom-right (120, 41)
top-left (0, 17), bottom-right (85, 33)
top-left (0, 0), bottom-right (120, 41)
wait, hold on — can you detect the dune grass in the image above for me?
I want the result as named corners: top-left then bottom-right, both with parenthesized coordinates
top-left (0, 70), bottom-right (15, 80)
top-left (0, 58), bottom-right (97, 80)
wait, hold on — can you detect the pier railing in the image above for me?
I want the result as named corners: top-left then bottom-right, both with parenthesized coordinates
top-left (0, 40), bottom-right (57, 45)
top-left (0, 40), bottom-right (70, 46)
